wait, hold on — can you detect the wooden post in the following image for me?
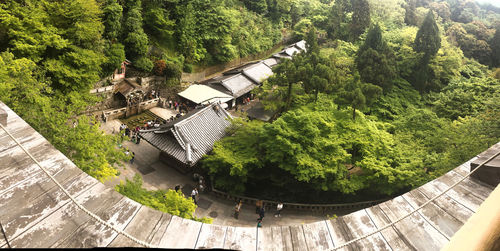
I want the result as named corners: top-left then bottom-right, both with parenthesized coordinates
top-left (442, 184), bottom-right (500, 251)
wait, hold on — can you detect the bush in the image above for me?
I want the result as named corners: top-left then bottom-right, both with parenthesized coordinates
top-left (134, 57), bottom-right (154, 72)
top-left (115, 174), bottom-right (212, 223)
top-left (165, 61), bottom-right (182, 79)
top-left (154, 59), bottom-right (167, 75)
top-left (183, 63), bottom-right (193, 73)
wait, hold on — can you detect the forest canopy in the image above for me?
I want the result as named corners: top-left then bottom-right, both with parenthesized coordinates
top-left (200, 0), bottom-right (500, 202)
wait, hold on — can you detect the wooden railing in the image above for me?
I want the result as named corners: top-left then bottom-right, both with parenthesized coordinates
top-left (210, 187), bottom-right (387, 212)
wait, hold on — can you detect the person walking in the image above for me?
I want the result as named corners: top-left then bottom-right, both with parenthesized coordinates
top-left (191, 188), bottom-right (198, 205)
top-left (258, 206), bottom-right (265, 221)
top-left (275, 203), bottom-right (283, 217)
top-left (255, 200), bottom-right (263, 214)
top-left (234, 200), bottom-right (242, 219)
top-left (136, 135), bottom-right (141, 144)
top-left (175, 185), bottom-right (181, 193)
top-left (257, 219), bottom-right (262, 228)
top-left (130, 152), bottom-right (135, 164)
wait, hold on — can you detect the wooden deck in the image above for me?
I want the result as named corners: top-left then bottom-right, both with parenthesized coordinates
top-left (0, 101), bottom-right (498, 250)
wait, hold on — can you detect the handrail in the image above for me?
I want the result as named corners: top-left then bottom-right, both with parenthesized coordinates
top-left (210, 187), bottom-right (387, 211)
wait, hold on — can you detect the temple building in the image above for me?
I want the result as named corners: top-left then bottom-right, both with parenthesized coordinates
top-left (138, 103), bottom-right (232, 173)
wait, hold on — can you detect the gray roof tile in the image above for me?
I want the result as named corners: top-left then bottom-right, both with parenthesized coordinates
top-left (139, 104), bottom-right (232, 166)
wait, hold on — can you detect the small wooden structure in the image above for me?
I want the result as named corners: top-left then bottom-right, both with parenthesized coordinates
top-left (471, 144), bottom-right (500, 186)
top-left (112, 60), bottom-right (131, 81)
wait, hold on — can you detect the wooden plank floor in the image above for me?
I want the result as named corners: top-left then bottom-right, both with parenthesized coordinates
top-left (0, 101), bottom-right (498, 250)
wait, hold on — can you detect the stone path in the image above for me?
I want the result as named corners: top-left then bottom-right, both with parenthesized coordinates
top-left (99, 108), bottom-right (351, 227)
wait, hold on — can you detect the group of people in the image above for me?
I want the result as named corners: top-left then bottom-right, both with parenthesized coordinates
top-left (233, 200), bottom-right (284, 227)
top-left (119, 123), bottom-right (142, 144)
top-left (148, 90), bottom-right (160, 100)
top-left (167, 100), bottom-right (188, 113)
top-left (234, 95), bottom-right (254, 113)
top-left (143, 119), bottom-right (162, 129)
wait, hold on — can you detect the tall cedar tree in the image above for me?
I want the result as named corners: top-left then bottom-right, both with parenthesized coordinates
top-left (356, 24), bottom-right (397, 90)
top-left (350, 0), bottom-right (371, 41)
top-left (404, 0), bottom-right (418, 26)
top-left (102, 0), bottom-right (123, 40)
top-left (412, 10), bottom-right (441, 92)
top-left (491, 27), bottom-right (500, 67)
top-left (123, 1), bottom-right (152, 71)
top-left (414, 10), bottom-right (441, 61)
top-left (328, 0), bottom-right (351, 40)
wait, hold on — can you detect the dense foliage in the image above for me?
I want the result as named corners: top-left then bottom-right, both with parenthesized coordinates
top-left (0, 0), bottom-right (499, 205)
top-left (0, 0), bottom-right (128, 182)
top-left (201, 0), bottom-right (500, 202)
top-left (116, 174), bottom-right (212, 223)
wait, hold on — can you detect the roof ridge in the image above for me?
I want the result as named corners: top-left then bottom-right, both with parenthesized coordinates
top-left (172, 103), bottom-right (231, 152)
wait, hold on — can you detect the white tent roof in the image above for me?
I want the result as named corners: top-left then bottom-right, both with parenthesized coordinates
top-left (177, 84), bottom-right (233, 105)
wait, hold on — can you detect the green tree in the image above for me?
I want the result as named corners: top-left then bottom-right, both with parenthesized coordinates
top-left (102, 0), bottom-right (123, 40)
top-left (337, 73), bottom-right (382, 119)
top-left (491, 27), bottom-right (500, 67)
top-left (356, 24), bottom-right (397, 90)
top-left (0, 52), bottom-right (127, 182)
top-left (202, 118), bottom-right (263, 194)
top-left (404, 0), bottom-right (418, 26)
top-left (243, 0), bottom-right (269, 14)
top-left (414, 10), bottom-right (441, 60)
top-left (123, 4), bottom-right (150, 61)
top-left (175, 3), bottom-right (206, 63)
top-left (102, 42), bottom-right (125, 76)
top-left (411, 10), bottom-right (441, 93)
top-left (262, 58), bottom-right (302, 112)
top-left (350, 0), bottom-right (371, 41)
top-left (115, 174), bottom-right (212, 223)
top-left (305, 26), bottom-right (320, 55)
top-left (327, 0), bottom-right (351, 40)
top-left (143, 5), bottom-right (175, 40)
top-left (0, 0), bottom-right (105, 92)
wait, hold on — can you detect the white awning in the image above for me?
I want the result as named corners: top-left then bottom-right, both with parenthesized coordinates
top-left (178, 84), bottom-right (234, 105)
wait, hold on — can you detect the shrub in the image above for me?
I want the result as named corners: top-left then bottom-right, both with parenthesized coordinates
top-left (115, 174), bottom-right (212, 223)
top-left (183, 63), bottom-right (193, 73)
top-left (134, 57), bottom-right (154, 72)
top-left (154, 59), bottom-right (167, 75)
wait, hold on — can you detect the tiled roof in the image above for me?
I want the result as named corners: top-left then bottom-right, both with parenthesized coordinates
top-left (294, 40), bottom-right (307, 51)
top-left (241, 62), bottom-right (273, 84)
top-left (207, 74), bottom-right (257, 98)
top-left (272, 52), bottom-right (292, 60)
top-left (283, 46), bottom-right (301, 56)
top-left (246, 101), bottom-right (276, 122)
top-left (114, 78), bottom-right (144, 97)
top-left (222, 62), bottom-right (259, 75)
top-left (262, 58), bottom-right (280, 68)
top-left (139, 104), bottom-right (232, 166)
top-left (221, 62), bottom-right (273, 84)
top-left (177, 84), bottom-right (233, 105)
